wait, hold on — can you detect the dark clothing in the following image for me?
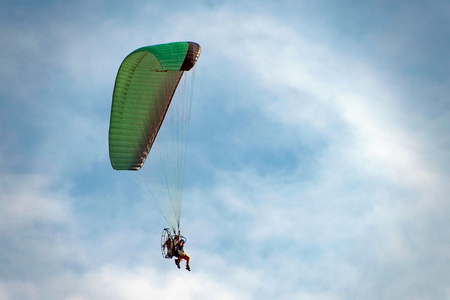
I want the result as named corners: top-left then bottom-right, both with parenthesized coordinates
top-left (174, 242), bottom-right (185, 257)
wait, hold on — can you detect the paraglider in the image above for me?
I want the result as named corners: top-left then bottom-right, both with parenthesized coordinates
top-left (161, 228), bottom-right (190, 271)
top-left (108, 41), bottom-right (201, 270)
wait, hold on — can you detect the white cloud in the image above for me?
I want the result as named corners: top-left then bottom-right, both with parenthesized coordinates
top-left (0, 172), bottom-right (73, 232)
top-left (0, 264), bottom-right (252, 300)
top-left (176, 6), bottom-right (443, 191)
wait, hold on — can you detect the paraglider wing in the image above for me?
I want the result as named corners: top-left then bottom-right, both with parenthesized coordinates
top-left (109, 42), bottom-right (201, 171)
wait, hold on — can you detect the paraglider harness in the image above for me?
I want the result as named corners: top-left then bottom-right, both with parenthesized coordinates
top-left (161, 228), bottom-right (187, 259)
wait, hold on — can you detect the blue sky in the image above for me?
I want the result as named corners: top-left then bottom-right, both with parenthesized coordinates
top-left (1, 0), bottom-right (449, 299)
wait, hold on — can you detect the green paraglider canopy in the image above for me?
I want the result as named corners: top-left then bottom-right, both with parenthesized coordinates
top-left (109, 41), bottom-right (201, 171)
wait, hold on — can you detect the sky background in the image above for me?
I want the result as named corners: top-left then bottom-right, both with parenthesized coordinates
top-left (1, 0), bottom-right (450, 299)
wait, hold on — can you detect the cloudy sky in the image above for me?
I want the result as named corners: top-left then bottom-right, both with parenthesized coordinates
top-left (1, 0), bottom-right (449, 299)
